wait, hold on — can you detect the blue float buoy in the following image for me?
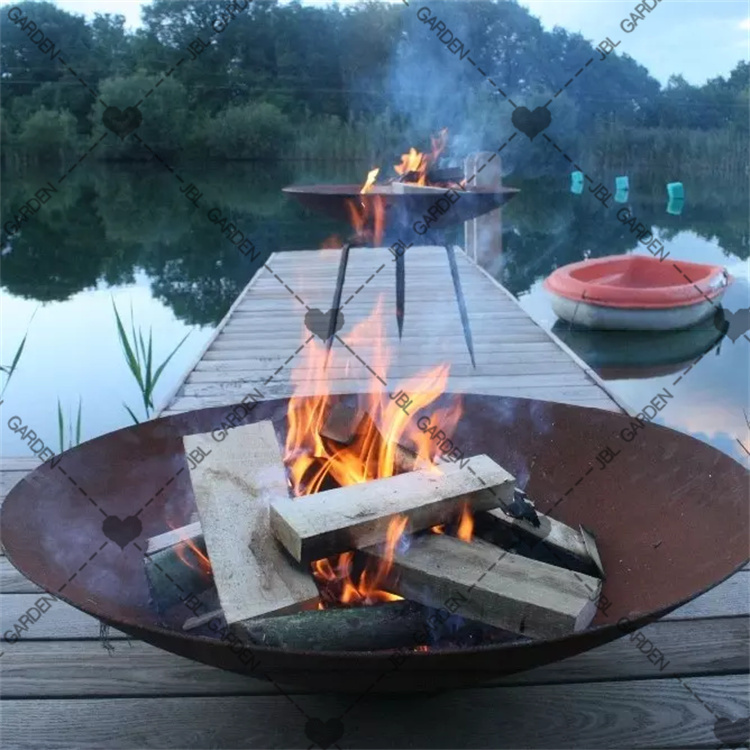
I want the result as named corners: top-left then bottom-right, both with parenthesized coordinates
top-left (667, 182), bottom-right (684, 200)
top-left (570, 171), bottom-right (584, 194)
top-left (615, 176), bottom-right (629, 191)
top-left (667, 197), bottom-right (684, 216)
top-left (614, 188), bottom-right (629, 204)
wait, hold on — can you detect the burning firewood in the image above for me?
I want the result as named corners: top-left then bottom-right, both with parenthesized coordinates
top-left (478, 504), bottom-right (604, 577)
top-left (184, 421), bottom-right (319, 623)
top-left (358, 534), bottom-right (601, 639)
top-left (269, 454), bottom-right (515, 563)
top-left (144, 522), bottom-right (212, 609)
top-left (233, 600), bottom-right (524, 652)
top-left (320, 402), bottom-right (418, 473)
top-left (320, 402), bottom-right (365, 446)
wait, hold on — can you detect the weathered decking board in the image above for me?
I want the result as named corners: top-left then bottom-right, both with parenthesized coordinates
top-left (158, 246), bottom-right (627, 415)
top-left (3, 676), bottom-right (748, 749)
top-left (1, 245), bottom-right (747, 748)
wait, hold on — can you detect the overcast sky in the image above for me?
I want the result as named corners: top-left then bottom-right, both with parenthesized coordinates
top-left (47, 0), bottom-right (750, 86)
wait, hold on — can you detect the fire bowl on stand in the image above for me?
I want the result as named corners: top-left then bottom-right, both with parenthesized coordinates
top-left (282, 184), bottom-right (519, 227)
top-left (2, 394), bottom-right (747, 693)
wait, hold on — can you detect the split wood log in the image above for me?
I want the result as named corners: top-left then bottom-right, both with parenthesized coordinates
top-left (270, 454), bottom-right (515, 563)
top-left (184, 421), bottom-right (319, 623)
top-left (320, 402), bottom-right (365, 445)
top-left (358, 534), bottom-right (601, 639)
top-left (320, 403), bottom-right (417, 473)
top-left (233, 600), bottom-right (524, 652)
top-left (144, 519), bottom-right (211, 609)
top-left (146, 521), bottom-right (202, 555)
top-left (479, 506), bottom-right (602, 576)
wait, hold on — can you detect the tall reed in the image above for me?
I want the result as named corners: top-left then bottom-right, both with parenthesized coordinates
top-left (112, 299), bottom-right (189, 423)
top-left (57, 397), bottom-right (83, 452)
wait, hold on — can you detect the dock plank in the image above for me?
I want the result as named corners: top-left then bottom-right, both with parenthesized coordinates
top-left (2, 675), bottom-right (746, 748)
top-left (159, 246), bottom-right (620, 415)
top-left (0, 617), bottom-right (746, 698)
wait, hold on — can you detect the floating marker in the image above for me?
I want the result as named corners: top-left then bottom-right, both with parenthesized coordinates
top-left (570, 171), bottom-right (584, 194)
top-left (667, 197), bottom-right (684, 216)
top-left (614, 188), bottom-right (629, 204)
top-left (667, 182), bottom-right (684, 200)
top-left (615, 176), bottom-right (629, 192)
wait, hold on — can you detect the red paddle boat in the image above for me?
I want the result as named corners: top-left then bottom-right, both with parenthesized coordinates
top-left (544, 254), bottom-right (730, 330)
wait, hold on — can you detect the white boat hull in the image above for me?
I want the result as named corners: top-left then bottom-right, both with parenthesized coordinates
top-left (550, 294), bottom-right (726, 331)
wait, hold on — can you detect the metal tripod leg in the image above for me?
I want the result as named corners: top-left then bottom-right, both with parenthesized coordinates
top-left (324, 243), bottom-right (351, 367)
top-left (445, 245), bottom-right (476, 367)
top-left (395, 249), bottom-right (405, 339)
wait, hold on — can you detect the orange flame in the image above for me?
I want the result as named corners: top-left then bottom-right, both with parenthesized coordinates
top-left (361, 167), bottom-right (380, 194)
top-left (284, 299), bottom-right (466, 606)
top-left (393, 128), bottom-right (449, 186)
top-left (345, 195), bottom-right (385, 247)
top-left (457, 502), bottom-right (474, 542)
top-left (171, 530), bottom-right (212, 577)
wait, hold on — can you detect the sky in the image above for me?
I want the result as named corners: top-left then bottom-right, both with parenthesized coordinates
top-left (46, 0), bottom-right (750, 86)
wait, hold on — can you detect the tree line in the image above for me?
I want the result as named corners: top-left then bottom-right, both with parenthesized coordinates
top-left (1, 0), bottom-right (747, 174)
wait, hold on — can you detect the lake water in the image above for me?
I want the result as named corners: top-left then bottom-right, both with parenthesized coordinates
top-left (1, 163), bottom-right (748, 466)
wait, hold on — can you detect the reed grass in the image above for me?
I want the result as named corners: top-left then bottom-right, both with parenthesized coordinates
top-left (112, 299), bottom-right (189, 423)
top-left (0, 307), bottom-right (37, 398)
top-left (57, 397), bottom-right (82, 453)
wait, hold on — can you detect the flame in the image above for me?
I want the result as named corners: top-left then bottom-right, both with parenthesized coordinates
top-left (360, 167), bottom-right (380, 194)
top-left (394, 147), bottom-right (427, 184)
top-left (169, 526), bottom-right (212, 577)
top-left (456, 502), bottom-right (473, 542)
top-left (393, 128), bottom-right (449, 186)
top-left (345, 195), bottom-right (385, 249)
top-left (283, 299), bottom-right (466, 606)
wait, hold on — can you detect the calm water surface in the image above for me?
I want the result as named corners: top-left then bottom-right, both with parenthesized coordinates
top-left (1, 163), bottom-right (748, 465)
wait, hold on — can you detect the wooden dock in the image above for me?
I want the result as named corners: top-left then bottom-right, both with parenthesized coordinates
top-left (159, 246), bottom-right (623, 414)
top-left (1, 246), bottom-right (747, 748)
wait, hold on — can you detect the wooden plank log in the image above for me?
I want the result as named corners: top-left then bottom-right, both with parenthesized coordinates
top-left (270, 454), bottom-right (515, 563)
top-left (235, 600), bottom-right (522, 652)
top-left (478, 506), bottom-right (601, 576)
top-left (359, 535), bottom-right (601, 638)
top-left (183, 421), bottom-right (319, 623)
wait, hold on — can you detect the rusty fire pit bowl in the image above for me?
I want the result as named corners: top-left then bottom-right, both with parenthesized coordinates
top-left (282, 184), bottom-right (519, 226)
top-left (2, 394), bottom-right (747, 693)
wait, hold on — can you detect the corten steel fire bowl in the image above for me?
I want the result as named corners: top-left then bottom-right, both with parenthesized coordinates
top-left (282, 184), bottom-right (519, 226)
top-left (2, 394), bottom-right (748, 693)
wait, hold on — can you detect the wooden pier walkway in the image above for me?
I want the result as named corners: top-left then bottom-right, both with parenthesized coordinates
top-left (159, 246), bottom-right (622, 415)
top-left (1, 246), bottom-right (747, 749)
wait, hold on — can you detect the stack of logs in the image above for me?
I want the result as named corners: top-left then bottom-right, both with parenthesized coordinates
top-left (144, 404), bottom-right (605, 651)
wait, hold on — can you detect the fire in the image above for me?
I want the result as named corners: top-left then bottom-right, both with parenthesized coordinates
top-left (172, 530), bottom-right (212, 577)
top-left (393, 128), bottom-right (449, 186)
top-left (360, 167), bottom-right (380, 194)
top-left (345, 195), bottom-right (385, 247)
top-left (283, 299), bottom-right (468, 606)
top-left (457, 502), bottom-right (473, 542)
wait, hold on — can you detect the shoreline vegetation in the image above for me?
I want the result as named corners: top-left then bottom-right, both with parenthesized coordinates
top-left (1, 1), bottom-right (747, 176)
